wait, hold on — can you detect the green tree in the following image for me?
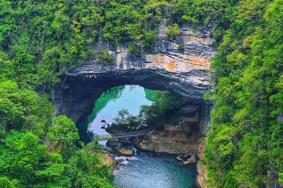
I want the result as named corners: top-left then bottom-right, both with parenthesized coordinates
top-left (0, 132), bottom-right (50, 186)
top-left (47, 116), bottom-right (79, 157)
top-left (97, 50), bottom-right (113, 64)
top-left (143, 30), bottom-right (157, 49)
top-left (0, 177), bottom-right (19, 188)
top-left (206, 0), bottom-right (283, 187)
top-left (164, 23), bottom-right (181, 40)
top-left (0, 81), bottom-right (52, 138)
top-left (68, 142), bottom-right (114, 188)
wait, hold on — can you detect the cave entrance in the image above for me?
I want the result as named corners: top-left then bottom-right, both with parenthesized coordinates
top-left (54, 64), bottom-right (211, 137)
top-left (51, 62), bottom-right (212, 188)
top-left (76, 84), bottom-right (202, 144)
top-left (76, 84), bottom-right (198, 188)
top-left (78, 85), bottom-right (155, 143)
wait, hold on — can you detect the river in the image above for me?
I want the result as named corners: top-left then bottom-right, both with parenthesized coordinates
top-left (79, 85), bottom-right (197, 188)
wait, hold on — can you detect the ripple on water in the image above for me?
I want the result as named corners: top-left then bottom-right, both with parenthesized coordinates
top-left (80, 85), bottom-right (197, 188)
top-left (114, 152), bottom-right (197, 188)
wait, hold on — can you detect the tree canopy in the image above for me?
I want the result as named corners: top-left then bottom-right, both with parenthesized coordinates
top-left (0, 0), bottom-right (282, 187)
top-left (205, 0), bottom-right (283, 187)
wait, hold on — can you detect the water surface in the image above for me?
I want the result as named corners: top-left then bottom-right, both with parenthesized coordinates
top-left (114, 152), bottom-right (197, 188)
top-left (79, 85), bottom-right (197, 188)
top-left (87, 85), bottom-right (153, 137)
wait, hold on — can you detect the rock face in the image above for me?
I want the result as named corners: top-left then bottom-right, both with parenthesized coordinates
top-left (67, 64), bottom-right (210, 100)
top-left (138, 130), bottom-right (203, 154)
top-left (196, 162), bottom-right (208, 188)
top-left (100, 153), bottom-right (117, 172)
top-left (54, 24), bottom-right (214, 125)
top-left (53, 23), bottom-right (214, 188)
top-left (137, 117), bottom-right (206, 157)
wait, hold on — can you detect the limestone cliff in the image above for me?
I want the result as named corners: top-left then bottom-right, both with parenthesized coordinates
top-left (55, 24), bottom-right (214, 121)
top-left (53, 22), bottom-right (214, 188)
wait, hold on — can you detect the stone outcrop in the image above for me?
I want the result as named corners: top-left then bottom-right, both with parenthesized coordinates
top-left (54, 24), bottom-right (214, 124)
top-left (137, 129), bottom-right (204, 155)
top-left (196, 162), bottom-right (208, 188)
top-left (53, 23), bottom-right (214, 188)
top-left (135, 102), bottom-right (209, 157)
top-left (117, 148), bottom-right (135, 156)
top-left (196, 138), bottom-right (208, 188)
top-left (100, 153), bottom-right (117, 172)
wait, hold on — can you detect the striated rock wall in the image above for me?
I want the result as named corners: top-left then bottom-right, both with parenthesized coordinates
top-left (55, 24), bottom-right (215, 122)
top-left (53, 23), bottom-right (214, 188)
top-left (138, 130), bottom-right (204, 155)
top-left (136, 103), bottom-right (207, 156)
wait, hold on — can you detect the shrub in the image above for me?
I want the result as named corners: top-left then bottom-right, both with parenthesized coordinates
top-left (181, 15), bottom-right (190, 22)
top-left (144, 30), bottom-right (157, 49)
top-left (97, 50), bottom-right (113, 64)
top-left (128, 43), bottom-right (141, 56)
top-left (164, 23), bottom-right (181, 40)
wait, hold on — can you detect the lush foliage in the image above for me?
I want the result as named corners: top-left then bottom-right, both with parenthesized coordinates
top-left (0, 81), bottom-right (52, 138)
top-left (0, 82), bottom-right (114, 186)
top-left (205, 0), bottom-right (283, 187)
top-left (0, 0), bottom-right (282, 187)
top-left (0, 1), bottom-right (114, 185)
top-left (109, 90), bottom-right (184, 132)
top-left (0, 0), bottom-right (104, 88)
top-left (164, 24), bottom-right (181, 40)
top-left (0, 119), bottom-right (114, 187)
top-left (0, 0), bottom-right (232, 88)
top-left (97, 49), bottom-right (113, 64)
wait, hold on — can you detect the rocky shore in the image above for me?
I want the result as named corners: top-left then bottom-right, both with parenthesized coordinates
top-left (100, 153), bottom-right (117, 172)
top-left (196, 162), bottom-right (208, 188)
top-left (136, 130), bottom-right (207, 187)
top-left (137, 130), bottom-right (202, 156)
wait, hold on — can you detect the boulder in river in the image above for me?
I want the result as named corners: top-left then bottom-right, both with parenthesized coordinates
top-left (176, 153), bottom-right (197, 164)
top-left (118, 148), bottom-right (135, 156)
top-left (183, 154), bottom-right (197, 165)
top-left (176, 155), bottom-right (183, 161)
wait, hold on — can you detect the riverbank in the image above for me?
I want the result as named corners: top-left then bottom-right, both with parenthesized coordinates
top-left (75, 85), bottom-right (206, 187)
top-left (107, 134), bottom-right (207, 188)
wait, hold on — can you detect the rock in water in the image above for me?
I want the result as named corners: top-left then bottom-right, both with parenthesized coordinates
top-left (118, 148), bottom-right (135, 156)
top-left (183, 154), bottom-right (197, 165)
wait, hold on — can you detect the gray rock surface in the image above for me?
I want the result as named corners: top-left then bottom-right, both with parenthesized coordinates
top-left (53, 24), bottom-right (214, 138)
top-left (50, 20), bottom-right (216, 188)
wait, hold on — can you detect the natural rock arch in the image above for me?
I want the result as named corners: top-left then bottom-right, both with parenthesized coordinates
top-left (53, 61), bottom-right (211, 136)
top-left (53, 24), bottom-right (215, 135)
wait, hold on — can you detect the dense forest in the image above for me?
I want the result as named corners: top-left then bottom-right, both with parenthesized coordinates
top-left (0, 0), bottom-right (282, 187)
top-left (205, 0), bottom-right (283, 187)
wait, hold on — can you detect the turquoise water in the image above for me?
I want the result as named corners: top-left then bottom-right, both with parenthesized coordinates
top-left (80, 85), bottom-right (197, 188)
top-left (114, 152), bottom-right (197, 188)
top-left (87, 85), bottom-right (153, 137)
